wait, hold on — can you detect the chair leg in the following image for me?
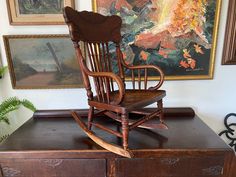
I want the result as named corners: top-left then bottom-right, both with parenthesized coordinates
top-left (88, 106), bottom-right (94, 130)
top-left (121, 113), bottom-right (129, 150)
top-left (157, 100), bottom-right (164, 123)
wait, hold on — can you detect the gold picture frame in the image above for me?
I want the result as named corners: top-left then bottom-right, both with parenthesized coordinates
top-left (92, 0), bottom-right (222, 80)
top-left (7, 0), bottom-right (75, 25)
top-left (3, 34), bottom-right (83, 89)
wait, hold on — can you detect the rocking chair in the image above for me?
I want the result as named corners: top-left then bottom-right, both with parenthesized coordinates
top-left (63, 7), bottom-right (167, 158)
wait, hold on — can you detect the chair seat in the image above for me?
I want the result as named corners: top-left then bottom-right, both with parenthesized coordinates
top-left (92, 89), bottom-right (166, 111)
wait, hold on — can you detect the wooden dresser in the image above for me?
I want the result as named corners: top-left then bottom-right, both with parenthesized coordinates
top-left (0, 108), bottom-right (234, 177)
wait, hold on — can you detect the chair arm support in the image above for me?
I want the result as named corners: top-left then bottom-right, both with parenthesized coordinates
top-left (86, 73), bottom-right (125, 105)
top-left (88, 71), bottom-right (125, 105)
top-left (81, 61), bottom-right (125, 104)
top-left (117, 47), bottom-right (164, 90)
top-left (76, 49), bottom-right (125, 105)
top-left (124, 64), bottom-right (164, 90)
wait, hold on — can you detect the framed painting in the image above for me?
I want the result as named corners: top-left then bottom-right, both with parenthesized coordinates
top-left (3, 35), bottom-right (83, 89)
top-left (6, 0), bottom-right (75, 25)
top-left (0, 50), bottom-right (2, 68)
top-left (222, 0), bottom-right (236, 65)
top-left (0, 51), bottom-right (3, 79)
top-left (92, 0), bottom-right (222, 80)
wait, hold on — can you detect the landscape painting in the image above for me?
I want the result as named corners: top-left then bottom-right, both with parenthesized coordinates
top-left (93, 0), bottom-right (221, 80)
top-left (7, 0), bottom-right (74, 25)
top-left (18, 0), bottom-right (64, 14)
top-left (4, 35), bottom-right (83, 89)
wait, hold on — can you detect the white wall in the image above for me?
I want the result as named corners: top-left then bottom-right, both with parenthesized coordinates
top-left (0, 0), bottom-right (235, 137)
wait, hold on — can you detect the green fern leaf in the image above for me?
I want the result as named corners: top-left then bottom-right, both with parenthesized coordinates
top-left (0, 97), bottom-right (36, 124)
top-left (0, 134), bottom-right (9, 143)
top-left (0, 97), bottom-right (21, 117)
top-left (0, 116), bottom-right (10, 124)
top-left (1, 117), bottom-right (10, 124)
top-left (21, 99), bottom-right (36, 112)
top-left (0, 66), bottom-right (8, 77)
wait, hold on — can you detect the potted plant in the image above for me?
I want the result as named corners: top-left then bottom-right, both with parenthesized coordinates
top-left (0, 66), bottom-right (36, 142)
top-left (0, 66), bottom-right (7, 78)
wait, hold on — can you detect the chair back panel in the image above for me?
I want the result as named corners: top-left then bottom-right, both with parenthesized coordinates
top-left (64, 7), bottom-right (124, 103)
top-left (84, 41), bottom-right (116, 103)
top-left (84, 42), bottom-right (113, 73)
top-left (63, 7), bottom-right (122, 43)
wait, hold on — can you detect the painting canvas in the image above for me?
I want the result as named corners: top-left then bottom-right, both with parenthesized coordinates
top-left (7, 0), bottom-right (75, 25)
top-left (93, 0), bottom-right (221, 80)
top-left (4, 35), bottom-right (83, 89)
top-left (18, 0), bottom-right (64, 14)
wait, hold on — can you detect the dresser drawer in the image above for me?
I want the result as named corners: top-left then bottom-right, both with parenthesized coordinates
top-left (115, 156), bottom-right (225, 177)
top-left (0, 159), bottom-right (106, 177)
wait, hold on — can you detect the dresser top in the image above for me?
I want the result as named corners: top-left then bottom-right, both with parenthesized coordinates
top-left (0, 108), bottom-right (230, 153)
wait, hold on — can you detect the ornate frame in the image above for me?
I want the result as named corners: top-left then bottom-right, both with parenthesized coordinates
top-left (92, 0), bottom-right (222, 80)
top-left (222, 0), bottom-right (236, 65)
top-left (6, 0), bottom-right (75, 25)
top-left (3, 34), bottom-right (83, 89)
top-left (0, 51), bottom-right (3, 79)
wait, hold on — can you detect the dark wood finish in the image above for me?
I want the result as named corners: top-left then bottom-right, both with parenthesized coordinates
top-left (0, 165), bottom-right (3, 177)
top-left (222, 0), bottom-right (236, 65)
top-left (63, 7), bottom-right (167, 156)
top-left (0, 159), bottom-right (105, 177)
top-left (116, 156), bottom-right (225, 177)
top-left (33, 107), bottom-right (196, 119)
top-left (228, 155), bottom-right (236, 177)
top-left (0, 108), bottom-right (234, 177)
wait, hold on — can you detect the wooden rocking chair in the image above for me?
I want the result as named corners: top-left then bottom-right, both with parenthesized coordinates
top-left (63, 7), bottom-right (167, 158)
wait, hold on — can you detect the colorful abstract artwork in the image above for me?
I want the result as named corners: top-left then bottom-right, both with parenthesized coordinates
top-left (93, 0), bottom-right (221, 80)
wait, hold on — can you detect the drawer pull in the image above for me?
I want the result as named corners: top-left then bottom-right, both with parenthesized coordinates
top-left (41, 159), bottom-right (63, 168)
top-left (2, 167), bottom-right (21, 177)
top-left (160, 158), bottom-right (180, 165)
top-left (202, 165), bottom-right (223, 176)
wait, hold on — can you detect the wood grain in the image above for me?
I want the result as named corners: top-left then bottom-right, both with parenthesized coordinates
top-left (0, 108), bottom-right (234, 177)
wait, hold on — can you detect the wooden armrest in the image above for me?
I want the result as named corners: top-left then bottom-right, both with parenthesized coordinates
top-left (75, 48), bottom-right (125, 105)
top-left (124, 63), bottom-right (164, 90)
top-left (88, 71), bottom-right (125, 105)
top-left (115, 47), bottom-right (164, 90)
top-left (81, 59), bottom-right (125, 104)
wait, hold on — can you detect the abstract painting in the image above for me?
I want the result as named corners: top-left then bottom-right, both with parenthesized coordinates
top-left (4, 35), bottom-right (83, 89)
top-left (93, 0), bottom-right (222, 80)
top-left (7, 0), bottom-right (75, 25)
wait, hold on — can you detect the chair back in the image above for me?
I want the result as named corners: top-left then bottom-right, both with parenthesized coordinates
top-left (63, 7), bottom-right (125, 102)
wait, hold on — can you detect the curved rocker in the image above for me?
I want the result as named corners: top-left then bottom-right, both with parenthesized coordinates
top-left (72, 111), bottom-right (134, 158)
